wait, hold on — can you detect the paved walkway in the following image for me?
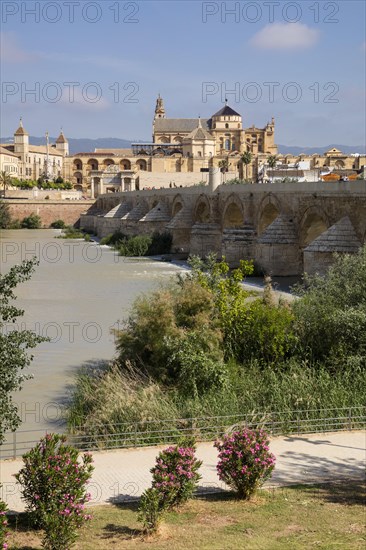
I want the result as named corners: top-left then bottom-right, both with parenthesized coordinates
top-left (1, 431), bottom-right (365, 512)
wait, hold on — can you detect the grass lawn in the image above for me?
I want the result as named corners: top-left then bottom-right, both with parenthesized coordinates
top-left (7, 482), bottom-right (365, 550)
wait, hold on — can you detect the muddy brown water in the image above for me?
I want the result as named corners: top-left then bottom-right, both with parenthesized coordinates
top-left (0, 229), bottom-right (185, 439)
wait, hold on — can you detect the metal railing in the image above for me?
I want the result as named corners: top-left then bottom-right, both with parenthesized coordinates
top-left (1, 407), bottom-right (365, 460)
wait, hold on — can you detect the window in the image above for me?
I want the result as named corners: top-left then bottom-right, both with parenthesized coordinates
top-left (225, 139), bottom-right (230, 150)
top-left (225, 123), bottom-right (229, 129)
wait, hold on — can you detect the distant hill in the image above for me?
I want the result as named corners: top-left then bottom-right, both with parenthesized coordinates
top-left (0, 136), bottom-right (133, 155)
top-left (1, 136), bottom-right (364, 156)
top-left (277, 144), bottom-right (365, 155)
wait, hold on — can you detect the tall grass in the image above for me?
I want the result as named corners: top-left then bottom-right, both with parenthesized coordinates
top-left (67, 360), bottom-right (366, 449)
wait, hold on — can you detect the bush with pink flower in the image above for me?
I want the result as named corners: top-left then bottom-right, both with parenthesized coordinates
top-left (0, 497), bottom-right (9, 550)
top-left (214, 428), bottom-right (276, 499)
top-left (151, 438), bottom-right (202, 508)
top-left (15, 433), bottom-right (93, 549)
top-left (138, 438), bottom-right (202, 533)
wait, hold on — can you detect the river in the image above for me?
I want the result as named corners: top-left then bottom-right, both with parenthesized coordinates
top-left (0, 229), bottom-right (185, 443)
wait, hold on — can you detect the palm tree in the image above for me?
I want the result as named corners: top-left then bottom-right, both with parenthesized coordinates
top-left (240, 151), bottom-right (252, 181)
top-left (0, 171), bottom-right (12, 198)
top-left (267, 155), bottom-right (277, 183)
top-left (218, 158), bottom-right (229, 183)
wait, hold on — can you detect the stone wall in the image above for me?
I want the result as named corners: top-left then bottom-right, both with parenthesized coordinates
top-left (6, 200), bottom-right (95, 227)
top-left (5, 189), bottom-right (82, 200)
top-left (138, 171), bottom-right (237, 189)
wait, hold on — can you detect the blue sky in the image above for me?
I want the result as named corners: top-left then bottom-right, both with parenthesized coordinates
top-left (1, 0), bottom-right (365, 146)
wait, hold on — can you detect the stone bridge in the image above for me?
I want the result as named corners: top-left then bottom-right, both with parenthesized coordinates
top-left (80, 180), bottom-right (366, 276)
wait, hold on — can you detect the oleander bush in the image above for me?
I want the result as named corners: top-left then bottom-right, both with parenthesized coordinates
top-left (151, 439), bottom-right (202, 508)
top-left (0, 497), bottom-right (9, 550)
top-left (215, 428), bottom-right (276, 499)
top-left (138, 439), bottom-right (202, 534)
top-left (137, 488), bottom-right (165, 534)
top-left (15, 433), bottom-right (94, 549)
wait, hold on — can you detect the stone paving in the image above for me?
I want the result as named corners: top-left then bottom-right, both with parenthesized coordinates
top-left (1, 431), bottom-right (365, 512)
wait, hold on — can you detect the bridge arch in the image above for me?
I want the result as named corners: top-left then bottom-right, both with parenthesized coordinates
top-left (222, 194), bottom-right (244, 228)
top-left (194, 195), bottom-right (211, 223)
top-left (299, 206), bottom-right (329, 247)
top-left (172, 194), bottom-right (184, 217)
top-left (257, 194), bottom-right (281, 235)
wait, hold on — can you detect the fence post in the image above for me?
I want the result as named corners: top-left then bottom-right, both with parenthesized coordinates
top-left (348, 408), bottom-right (352, 431)
top-left (134, 424), bottom-right (138, 447)
top-left (12, 431), bottom-right (17, 460)
top-left (297, 415), bottom-right (300, 435)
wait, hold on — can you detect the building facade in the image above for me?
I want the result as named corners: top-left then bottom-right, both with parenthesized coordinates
top-left (0, 119), bottom-right (68, 182)
top-left (1, 100), bottom-right (364, 198)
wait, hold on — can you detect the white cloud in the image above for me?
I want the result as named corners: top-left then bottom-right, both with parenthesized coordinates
top-left (0, 32), bottom-right (37, 63)
top-left (250, 23), bottom-right (320, 51)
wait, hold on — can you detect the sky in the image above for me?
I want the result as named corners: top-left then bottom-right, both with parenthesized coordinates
top-left (1, 0), bottom-right (365, 146)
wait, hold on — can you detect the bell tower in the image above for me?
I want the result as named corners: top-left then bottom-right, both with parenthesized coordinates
top-left (14, 118), bottom-right (29, 156)
top-left (154, 94), bottom-right (166, 120)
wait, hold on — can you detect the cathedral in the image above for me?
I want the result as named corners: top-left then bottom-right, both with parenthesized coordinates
top-left (1, 97), bottom-right (364, 198)
top-left (61, 96), bottom-right (279, 196)
top-left (152, 95), bottom-right (277, 157)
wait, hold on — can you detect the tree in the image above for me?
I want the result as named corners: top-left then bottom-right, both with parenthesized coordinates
top-left (0, 200), bottom-right (11, 229)
top-left (0, 259), bottom-right (47, 444)
top-left (240, 151), bottom-right (252, 181)
top-left (292, 246), bottom-right (366, 365)
top-left (218, 158), bottom-right (229, 182)
top-left (0, 171), bottom-right (12, 198)
top-left (267, 155), bottom-right (277, 183)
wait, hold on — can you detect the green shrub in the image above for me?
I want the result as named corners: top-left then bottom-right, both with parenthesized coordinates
top-left (224, 299), bottom-right (296, 364)
top-left (293, 246), bottom-right (366, 363)
top-left (15, 434), bottom-right (93, 548)
top-left (21, 213), bottom-right (42, 229)
top-left (100, 231), bottom-right (172, 256)
top-left (56, 226), bottom-right (88, 239)
top-left (148, 231), bottom-right (172, 255)
top-left (100, 231), bottom-right (127, 246)
top-left (167, 331), bottom-right (228, 398)
top-left (138, 488), bottom-right (165, 534)
top-left (115, 281), bottom-right (221, 386)
top-left (118, 235), bottom-right (152, 256)
top-left (9, 218), bottom-right (21, 229)
top-left (50, 219), bottom-right (66, 229)
top-left (215, 428), bottom-right (275, 499)
top-left (0, 201), bottom-right (11, 229)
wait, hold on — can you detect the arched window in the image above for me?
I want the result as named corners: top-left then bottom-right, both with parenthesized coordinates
top-left (225, 139), bottom-right (230, 150)
top-left (225, 123), bottom-right (229, 129)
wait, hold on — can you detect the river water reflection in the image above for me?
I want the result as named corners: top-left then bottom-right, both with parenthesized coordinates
top-left (0, 230), bottom-right (186, 435)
